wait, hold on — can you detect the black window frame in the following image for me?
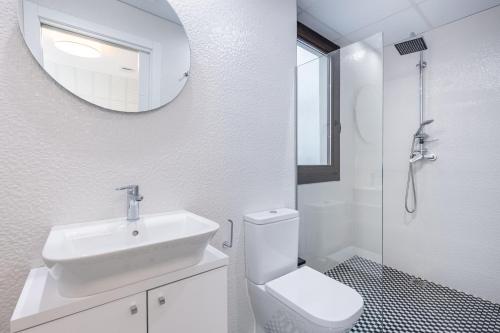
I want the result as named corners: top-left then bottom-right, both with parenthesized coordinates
top-left (297, 22), bottom-right (341, 184)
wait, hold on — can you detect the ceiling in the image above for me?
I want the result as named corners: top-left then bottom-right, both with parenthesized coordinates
top-left (298, 0), bottom-right (500, 46)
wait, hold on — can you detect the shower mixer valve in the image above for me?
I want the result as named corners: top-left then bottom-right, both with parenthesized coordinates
top-left (408, 119), bottom-right (437, 164)
top-left (409, 151), bottom-right (437, 164)
top-left (409, 135), bottom-right (438, 163)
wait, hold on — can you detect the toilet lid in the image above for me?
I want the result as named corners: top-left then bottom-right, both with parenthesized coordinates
top-left (265, 266), bottom-right (364, 329)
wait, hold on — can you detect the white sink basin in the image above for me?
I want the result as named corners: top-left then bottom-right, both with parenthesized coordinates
top-left (42, 211), bottom-right (219, 298)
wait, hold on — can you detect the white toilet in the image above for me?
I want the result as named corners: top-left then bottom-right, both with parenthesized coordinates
top-left (245, 209), bottom-right (364, 333)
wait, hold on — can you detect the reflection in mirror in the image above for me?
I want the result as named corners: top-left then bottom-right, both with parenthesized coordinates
top-left (18, 0), bottom-right (190, 112)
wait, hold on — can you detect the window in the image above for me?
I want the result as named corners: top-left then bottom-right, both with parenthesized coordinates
top-left (297, 23), bottom-right (340, 184)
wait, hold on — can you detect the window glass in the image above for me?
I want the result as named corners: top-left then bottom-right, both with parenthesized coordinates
top-left (297, 43), bottom-right (329, 166)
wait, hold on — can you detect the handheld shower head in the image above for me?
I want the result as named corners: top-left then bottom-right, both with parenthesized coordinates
top-left (415, 119), bottom-right (434, 135)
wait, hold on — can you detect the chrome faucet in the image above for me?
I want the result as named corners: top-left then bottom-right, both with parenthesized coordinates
top-left (409, 119), bottom-right (437, 164)
top-left (116, 185), bottom-right (143, 221)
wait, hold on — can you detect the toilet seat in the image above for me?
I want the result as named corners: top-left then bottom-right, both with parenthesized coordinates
top-left (265, 266), bottom-right (364, 330)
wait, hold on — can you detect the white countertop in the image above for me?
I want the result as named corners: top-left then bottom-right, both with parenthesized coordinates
top-left (10, 246), bottom-right (228, 333)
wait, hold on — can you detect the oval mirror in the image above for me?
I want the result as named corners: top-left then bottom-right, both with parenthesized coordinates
top-left (18, 0), bottom-right (190, 112)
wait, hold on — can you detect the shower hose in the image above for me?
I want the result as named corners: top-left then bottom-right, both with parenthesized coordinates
top-left (405, 138), bottom-right (417, 213)
top-left (405, 162), bottom-right (417, 213)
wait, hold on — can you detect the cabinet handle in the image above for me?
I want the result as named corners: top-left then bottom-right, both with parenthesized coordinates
top-left (130, 305), bottom-right (138, 315)
top-left (158, 296), bottom-right (166, 305)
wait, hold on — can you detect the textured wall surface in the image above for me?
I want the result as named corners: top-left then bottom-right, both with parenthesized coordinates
top-left (0, 0), bottom-right (297, 332)
top-left (384, 6), bottom-right (500, 303)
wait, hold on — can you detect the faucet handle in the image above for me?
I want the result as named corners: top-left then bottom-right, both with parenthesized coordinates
top-left (116, 185), bottom-right (137, 191)
top-left (115, 185), bottom-right (142, 199)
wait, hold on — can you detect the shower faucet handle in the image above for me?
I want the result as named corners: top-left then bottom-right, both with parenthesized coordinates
top-left (423, 138), bottom-right (439, 143)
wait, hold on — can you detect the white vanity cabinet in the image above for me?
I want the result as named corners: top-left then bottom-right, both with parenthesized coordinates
top-left (148, 267), bottom-right (227, 333)
top-left (11, 246), bottom-right (228, 333)
top-left (20, 293), bottom-right (146, 333)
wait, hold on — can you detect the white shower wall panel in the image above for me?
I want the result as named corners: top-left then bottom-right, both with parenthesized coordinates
top-left (383, 5), bottom-right (500, 303)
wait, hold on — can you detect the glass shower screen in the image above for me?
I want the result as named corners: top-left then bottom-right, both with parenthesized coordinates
top-left (296, 33), bottom-right (383, 332)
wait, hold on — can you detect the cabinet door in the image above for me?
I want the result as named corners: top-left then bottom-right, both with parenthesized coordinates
top-left (148, 267), bottom-right (228, 333)
top-left (21, 293), bottom-right (146, 333)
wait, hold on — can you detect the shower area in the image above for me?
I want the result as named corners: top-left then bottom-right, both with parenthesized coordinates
top-left (296, 6), bottom-right (500, 332)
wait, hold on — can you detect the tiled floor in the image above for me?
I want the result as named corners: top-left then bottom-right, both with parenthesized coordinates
top-left (325, 256), bottom-right (500, 333)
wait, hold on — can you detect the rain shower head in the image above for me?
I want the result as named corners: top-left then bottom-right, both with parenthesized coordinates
top-left (394, 37), bottom-right (427, 55)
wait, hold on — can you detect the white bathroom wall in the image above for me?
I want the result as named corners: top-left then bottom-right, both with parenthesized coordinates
top-left (0, 0), bottom-right (297, 332)
top-left (384, 5), bottom-right (500, 303)
top-left (298, 34), bottom-right (383, 272)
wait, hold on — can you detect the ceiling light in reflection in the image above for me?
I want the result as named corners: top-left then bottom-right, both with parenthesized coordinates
top-left (54, 41), bottom-right (101, 58)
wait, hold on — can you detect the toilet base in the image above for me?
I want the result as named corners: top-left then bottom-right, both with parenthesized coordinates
top-left (248, 281), bottom-right (351, 333)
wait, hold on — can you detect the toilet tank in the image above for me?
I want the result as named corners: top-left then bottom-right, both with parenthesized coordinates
top-left (244, 208), bottom-right (299, 285)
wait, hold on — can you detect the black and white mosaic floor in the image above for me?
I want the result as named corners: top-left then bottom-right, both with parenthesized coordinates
top-left (325, 256), bottom-right (500, 333)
